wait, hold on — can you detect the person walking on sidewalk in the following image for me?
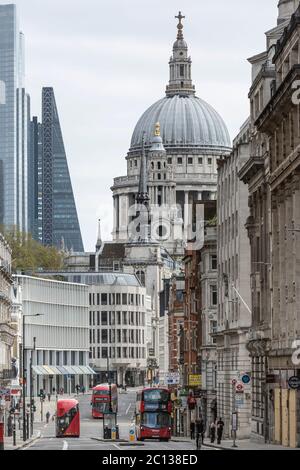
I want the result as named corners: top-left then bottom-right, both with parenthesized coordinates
top-left (47, 393), bottom-right (51, 402)
top-left (46, 411), bottom-right (50, 424)
top-left (190, 421), bottom-right (195, 440)
top-left (217, 417), bottom-right (225, 445)
top-left (210, 420), bottom-right (216, 443)
top-left (196, 418), bottom-right (205, 444)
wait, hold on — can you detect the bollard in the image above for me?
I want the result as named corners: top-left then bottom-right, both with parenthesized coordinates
top-left (0, 422), bottom-right (4, 451)
top-left (13, 423), bottom-right (16, 446)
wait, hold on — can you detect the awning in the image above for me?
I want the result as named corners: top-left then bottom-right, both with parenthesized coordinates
top-left (32, 366), bottom-right (45, 375)
top-left (32, 365), bottom-right (96, 376)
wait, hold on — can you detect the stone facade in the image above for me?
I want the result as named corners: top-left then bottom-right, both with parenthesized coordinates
top-left (0, 233), bottom-right (14, 387)
top-left (239, 0), bottom-right (300, 447)
top-left (216, 121), bottom-right (252, 439)
top-left (199, 222), bottom-right (218, 429)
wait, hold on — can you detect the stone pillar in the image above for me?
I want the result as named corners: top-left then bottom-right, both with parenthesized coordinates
top-left (184, 191), bottom-right (189, 238)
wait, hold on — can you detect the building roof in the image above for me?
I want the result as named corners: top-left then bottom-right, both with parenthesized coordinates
top-left (130, 95), bottom-right (231, 153)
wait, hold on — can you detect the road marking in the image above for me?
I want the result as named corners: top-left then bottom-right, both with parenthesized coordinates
top-left (62, 440), bottom-right (68, 451)
top-left (126, 404), bottom-right (131, 415)
top-left (113, 443), bottom-right (121, 450)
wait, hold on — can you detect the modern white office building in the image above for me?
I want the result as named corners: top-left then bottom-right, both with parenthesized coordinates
top-left (47, 272), bottom-right (149, 387)
top-left (13, 275), bottom-right (93, 396)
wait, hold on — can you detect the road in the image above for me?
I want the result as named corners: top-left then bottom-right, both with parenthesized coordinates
top-left (22, 388), bottom-right (215, 451)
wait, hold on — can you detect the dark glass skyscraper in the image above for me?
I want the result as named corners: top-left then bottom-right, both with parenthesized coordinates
top-left (42, 87), bottom-right (84, 252)
top-left (28, 116), bottom-right (43, 242)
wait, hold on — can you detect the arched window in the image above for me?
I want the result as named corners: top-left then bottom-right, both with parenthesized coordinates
top-left (136, 270), bottom-right (145, 287)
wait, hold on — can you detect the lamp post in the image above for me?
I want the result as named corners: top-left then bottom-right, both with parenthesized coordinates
top-left (107, 353), bottom-right (112, 413)
top-left (22, 314), bottom-right (43, 442)
top-left (29, 337), bottom-right (36, 437)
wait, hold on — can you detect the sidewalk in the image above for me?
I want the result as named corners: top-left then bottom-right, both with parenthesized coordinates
top-left (172, 436), bottom-right (298, 451)
top-left (203, 439), bottom-right (298, 451)
top-left (3, 394), bottom-right (75, 450)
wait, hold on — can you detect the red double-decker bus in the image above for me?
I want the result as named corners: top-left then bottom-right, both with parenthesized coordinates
top-left (56, 399), bottom-right (80, 438)
top-left (91, 383), bottom-right (118, 418)
top-left (135, 387), bottom-right (172, 441)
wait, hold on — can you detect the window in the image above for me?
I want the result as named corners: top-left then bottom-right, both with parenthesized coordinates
top-left (211, 285), bottom-right (218, 306)
top-left (122, 330), bottom-right (128, 342)
top-left (210, 254), bottom-right (217, 270)
top-left (101, 311), bottom-right (108, 326)
top-left (101, 293), bottom-right (108, 306)
top-left (102, 330), bottom-right (108, 343)
top-left (113, 262), bottom-right (120, 272)
top-left (208, 158), bottom-right (212, 165)
top-left (122, 293), bottom-right (127, 305)
top-left (188, 157), bottom-right (193, 165)
top-left (117, 311), bottom-right (121, 325)
top-left (122, 312), bottom-right (127, 325)
top-left (102, 347), bottom-right (108, 359)
top-left (116, 293), bottom-right (121, 305)
top-left (177, 157), bottom-right (183, 164)
top-left (117, 330), bottom-right (121, 343)
top-left (168, 157), bottom-right (172, 164)
top-left (134, 160), bottom-right (137, 167)
top-left (136, 270), bottom-right (145, 287)
top-left (111, 312), bottom-right (115, 325)
top-left (180, 65), bottom-right (184, 77)
top-left (198, 157), bottom-right (203, 164)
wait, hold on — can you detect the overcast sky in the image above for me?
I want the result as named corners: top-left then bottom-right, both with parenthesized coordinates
top-left (2, 0), bottom-right (278, 250)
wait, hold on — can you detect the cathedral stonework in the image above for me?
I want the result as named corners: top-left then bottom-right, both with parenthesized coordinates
top-left (111, 13), bottom-right (231, 257)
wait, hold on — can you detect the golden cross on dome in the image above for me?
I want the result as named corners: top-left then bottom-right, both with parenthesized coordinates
top-left (175, 11), bottom-right (185, 39)
top-left (175, 11), bottom-right (185, 24)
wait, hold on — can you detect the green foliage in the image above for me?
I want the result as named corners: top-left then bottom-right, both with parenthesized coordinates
top-left (2, 228), bottom-right (64, 272)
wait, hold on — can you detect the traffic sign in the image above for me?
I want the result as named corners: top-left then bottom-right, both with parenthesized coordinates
top-left (288, 376), bottom-right (300, 390)
top-left (235, 383), bottom-right (244, 393)
top-left (165, 372), bottom-right (180, 385)
top-left (241, 374), bottom-right (251, 385)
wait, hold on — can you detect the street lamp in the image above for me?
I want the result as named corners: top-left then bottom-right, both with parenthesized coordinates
top-left (106, 353), bottom-right (112, 413)
top-left (22, 314), bottom-right (43, 442)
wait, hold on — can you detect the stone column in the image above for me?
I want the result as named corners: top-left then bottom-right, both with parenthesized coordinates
top-left (184, 191), bottom-right (189, 239)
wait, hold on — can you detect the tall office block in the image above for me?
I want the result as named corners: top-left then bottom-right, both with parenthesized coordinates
top-left (0, 4), bottom-right (28, 232)
top-left (28, 116), bottom-right (43, 242)
top-left (42, 87), bottom-right (84, 252)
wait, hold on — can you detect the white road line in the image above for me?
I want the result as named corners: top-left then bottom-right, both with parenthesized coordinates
top-left (126, 404), bottom-right (131, 415)
top-left (62, 440), bottom-right (68, 451)
top-left (113, 443), bottom-right (121, 450)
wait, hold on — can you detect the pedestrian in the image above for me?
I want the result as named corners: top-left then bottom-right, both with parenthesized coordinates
top-left (47, 392), bottom-right (51, 402)
top-left (217, 417), bottom-right (225, 445)
top-left (52, 387), bottom-right (56, 394)
top-left (190, 421), bottom-right (195, 440)
top-left (210, 420), bottom-right (216, 443)
top-left (82, 386), bottom-right (86, 394)
top-left (46, 411), bottom-right (50, 424)
top-left (196, 418), bottom-right (205, 444)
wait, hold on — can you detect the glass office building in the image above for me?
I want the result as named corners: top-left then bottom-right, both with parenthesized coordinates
top-left (0, 4), bottom-right (28, 232)
top-left (42, 87), bottom-right (84, 252)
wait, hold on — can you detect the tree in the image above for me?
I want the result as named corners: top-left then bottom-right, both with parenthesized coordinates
top-left (2, 228), bottom-right (64, 272)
